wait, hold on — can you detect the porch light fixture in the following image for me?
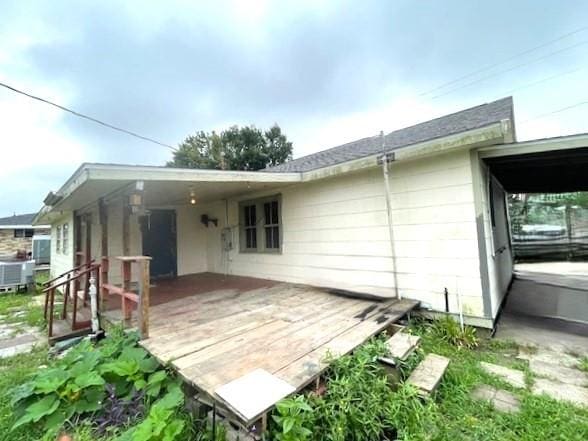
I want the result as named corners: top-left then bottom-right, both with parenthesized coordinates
top-left (189, 188), bottom-right (196, 205)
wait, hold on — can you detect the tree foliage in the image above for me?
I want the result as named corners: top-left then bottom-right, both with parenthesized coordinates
top-left (167, 124), bottom-right (292, 171)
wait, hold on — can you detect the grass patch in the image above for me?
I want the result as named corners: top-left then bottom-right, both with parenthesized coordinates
top-left (0, 291), bottom-right (46, 330)
top-left (579, 356), bottom-right (588, 373)
top-left (270, 318), bottom-right (588, 440)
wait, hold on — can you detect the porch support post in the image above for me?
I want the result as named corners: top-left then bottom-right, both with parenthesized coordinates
top-left (99, 198), bottom-right (109, 310)
top-left (122, 200), bottom-right (131, 257)
top-left (138, 258), bottom-right (151, 339)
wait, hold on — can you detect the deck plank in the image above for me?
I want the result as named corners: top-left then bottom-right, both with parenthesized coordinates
top-left (136, 276), bottom-right (418, 427)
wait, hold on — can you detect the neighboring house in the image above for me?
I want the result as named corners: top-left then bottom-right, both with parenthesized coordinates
top-left (0, 213), bottom-right (50, 262)
top-left (33, 96), bottom-right (588, 328)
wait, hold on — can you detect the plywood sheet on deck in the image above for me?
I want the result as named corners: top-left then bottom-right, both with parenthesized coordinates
top-left (140, 282), bottom-right (418, 425)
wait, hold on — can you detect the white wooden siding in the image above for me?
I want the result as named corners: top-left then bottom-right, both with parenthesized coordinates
top-left (50, 212), bottom-right (74, 278)
top-left (178, 150), bottom-right (486, 316)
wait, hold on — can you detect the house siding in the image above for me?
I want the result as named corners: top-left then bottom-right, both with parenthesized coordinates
top-left (180, 149), bottom-right (486, 317)
top-left (50, 212), bottom-right (74, 278)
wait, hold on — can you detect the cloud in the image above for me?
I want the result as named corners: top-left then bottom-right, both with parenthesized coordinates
top-left (1, 0), bottom-right (588, 216)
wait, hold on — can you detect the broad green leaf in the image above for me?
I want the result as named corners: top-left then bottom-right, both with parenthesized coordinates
top-left (101, 360), bottom-right (140, 377)
top-left (70, 351), bottom-right (101, 377)
top-left (134, 378), bottom-right (147, 390)
top-left (162, 419), bottom-right (185, 441)
top-left (10, 382), bottom-right (35, 406)
top-left (147, 370), bottom-right (167, 386)
top-left (131, 418), bottom-right (153, 441)
top-left (120, 346), bottom-right (148, 364)
top-left (73, 398), bottom-right (102, 413)
top-left (12, 394), bottom-right (60, 429)
top-left (43, 405), bottom-right (74, 433)
top-left (283, 416), bottom-right (295, 434)
top-left (33, 369), bottom-right (70, 394)
top-left (75, 371), bottom-right (105, 389)
top-left (156, 384), bottom-right (184, 410)
top-left (139, 356), bottom-right (160, 373)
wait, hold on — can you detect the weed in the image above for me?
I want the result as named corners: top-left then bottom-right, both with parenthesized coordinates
top-left (579, 356), bottom-right (588, 373)
top-left (431, 315), bottom-right (479, 349)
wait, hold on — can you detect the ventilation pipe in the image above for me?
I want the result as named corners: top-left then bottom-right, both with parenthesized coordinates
top-left (379, 131), bottom-right (400, 299)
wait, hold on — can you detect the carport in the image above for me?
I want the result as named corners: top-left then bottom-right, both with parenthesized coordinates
top-left (478, 133), bottom-right (588, 326)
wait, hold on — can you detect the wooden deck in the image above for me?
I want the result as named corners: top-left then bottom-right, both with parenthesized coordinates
top-left (132, 276), bottom-right (418, 425)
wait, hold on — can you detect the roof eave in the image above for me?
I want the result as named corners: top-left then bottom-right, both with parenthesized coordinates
top-left (301, 121), bottom-right (511, 181)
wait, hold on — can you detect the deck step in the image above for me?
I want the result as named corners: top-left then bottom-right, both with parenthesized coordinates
top-left (407, 353), bottom-right (450, 396)
top-left (378, 331), bottom-right (421, 366)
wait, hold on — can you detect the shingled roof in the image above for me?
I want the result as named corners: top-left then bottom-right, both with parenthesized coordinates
top-left (0, 213), bottom-right (37, 226)
top-left (267, 97), bottom-right (514, 172)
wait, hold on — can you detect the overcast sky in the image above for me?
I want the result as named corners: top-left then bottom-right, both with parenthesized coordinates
top-left (1, 0), bottom-right (588, 217)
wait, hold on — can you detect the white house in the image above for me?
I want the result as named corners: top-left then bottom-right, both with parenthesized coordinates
top-left (33, 97), bottom-right (588, 328)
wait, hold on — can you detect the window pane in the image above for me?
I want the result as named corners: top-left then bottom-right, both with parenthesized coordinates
top-left (246, 228), bottom-right (257, 249)
top-left (265, 226), bottom-right (279, 249)
top-left (264, 202), bottom-right (271, 225)
top-left (25, 229), bottom-right (34, 238)
top-left (271, 201), bottom-right (279, 224)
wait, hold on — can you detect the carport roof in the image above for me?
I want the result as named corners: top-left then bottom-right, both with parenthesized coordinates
top-left (480, 133), bottom-right (588, 193)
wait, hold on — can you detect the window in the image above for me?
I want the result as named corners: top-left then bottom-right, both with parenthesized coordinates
top-left (56, 226), bottom-right (62, 254)
top-left (243, 204), bottom-right (257, 250)
top-left (62, 223), bottom-right (69, 254)
top-left (239, 196), bottom-right (281, 253)
top-left (264, 200), bottom-right (280, 249)
top-left (14, 229), bottom-right (34, 238)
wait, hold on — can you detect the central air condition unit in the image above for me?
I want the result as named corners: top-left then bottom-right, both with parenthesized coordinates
top-left (0, 260), bottom-right (35, 293)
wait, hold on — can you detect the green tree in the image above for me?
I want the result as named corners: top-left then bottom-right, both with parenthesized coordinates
top-left (167, 124), bottom-right (292, 170)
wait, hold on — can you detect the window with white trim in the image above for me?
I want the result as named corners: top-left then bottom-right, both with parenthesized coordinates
top-left (239, 196), bottom-right (281, 253)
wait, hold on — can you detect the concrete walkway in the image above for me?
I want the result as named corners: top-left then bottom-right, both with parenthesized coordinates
top-left (0, 305), bottom-right (43, 358)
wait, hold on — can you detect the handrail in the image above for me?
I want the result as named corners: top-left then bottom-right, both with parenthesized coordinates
top-left (42, 264), bottom-right (100, 293)
top-left (44, 262), bottom-right (101, 340)
top-left (43, 259), bottom-right (96, 287)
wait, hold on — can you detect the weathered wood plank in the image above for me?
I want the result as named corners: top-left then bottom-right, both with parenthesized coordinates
top-left (407, 353), bottom-right (450, 396)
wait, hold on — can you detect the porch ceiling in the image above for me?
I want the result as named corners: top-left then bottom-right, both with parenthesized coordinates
top-left (53, 178), bottom-right (295, 212)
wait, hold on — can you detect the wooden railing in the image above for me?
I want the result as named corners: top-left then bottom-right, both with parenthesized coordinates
top-left (43, 256), bottom-right (152, 341)
top-left (43, 262), bottom-right (100, 339)
top-left (101, 256), bottom-right (151, 339)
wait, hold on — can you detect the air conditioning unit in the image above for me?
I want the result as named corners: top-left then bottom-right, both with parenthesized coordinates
top-left (0, 261), bottom-right (35, 293)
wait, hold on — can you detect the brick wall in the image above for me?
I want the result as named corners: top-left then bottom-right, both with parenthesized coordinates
top-left (0, 228), bottom-right (50, 258)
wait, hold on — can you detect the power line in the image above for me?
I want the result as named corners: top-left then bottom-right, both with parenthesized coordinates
top-left (420, 25), bottom-right (588, 96)
top-left (502, 66), bottom-right (584, 95)
top-left (519, 100), bottom-right (588, 125)
top-left (0, 81), bottom-right (177, 151)
top-left (429, 40), bottom-right (588, 99)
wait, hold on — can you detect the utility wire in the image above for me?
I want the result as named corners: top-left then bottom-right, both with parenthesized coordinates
top-left (429, 40), bottom-right (588, 99)
top-left (0, 81), bottom-right (177, 151)
top-left (519, 100), bottom-right (588, 125)
top-left (420, 25), bottom-right (588, 96)
top-left (502, 66), bottom-right (584, 95)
